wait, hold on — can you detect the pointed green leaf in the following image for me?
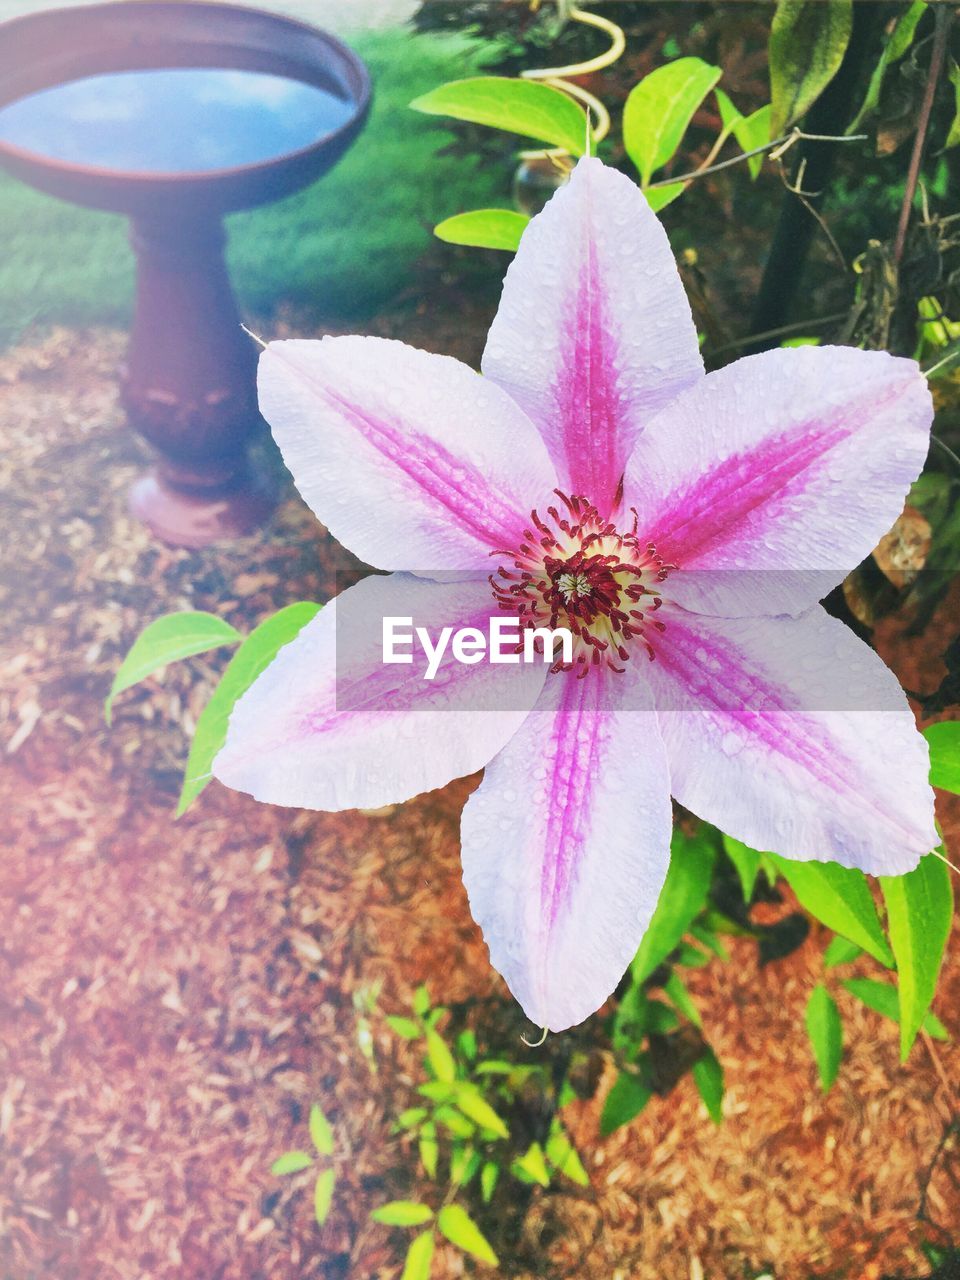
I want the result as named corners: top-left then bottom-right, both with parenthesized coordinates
top-left (545, 1121), bottom-right (589, 1186)
top-left (925, 722), bottom-right (960, 794)
top-left (769, 0), bottom-right (853, 136)
top-left (623, 57), bottom-right (722, 185)
top-left (412, 985), bottom-right (431, 1017)
top-left (766, 852), bottom-right (894, 966)
top-left (692, 1049), bottom-right (725, 1122)
top-left (457, 1029), bottom-right (478, 1062)
top-left (715, 92), bottom-right (771, 178)
top-left (947, 61), bottom-right (960, 149)
top-left (823, 936), bottom-right (863, 969)
top-left (848, 1), bottom-right (927, 133)
top-left (434, 209), bottom-right (529, 252)
top-left (434, 1105), bottom-right (475, 1139)
top-left (105, 611), bottom-right (241, 724)
top-left (314, 1167), bottom-right (335, 1226)
top-left (419, 1123), bottom-right (438, 1180)
top-left (879, 854), bottom-right (953, 1059)
top-left (176, 602), bottom-right (320, 815)
top-left (805, 984), bottom-right (843, 1091)
top-left (723, 834), bottom-right (763, 901)
top-left (664, 971), bottom-right (701, 1029)
top-left (401, 1230), bottom-right (435, 1280)
top-left (644, 181), bottom-right (685, 212)
top-left (309, 1104), bottom-right (334, 1157)
top-left (511, 1141), bottom-right (550, 1187)
top-left (411, 76), bottom-right (590, 156)
top-left (632, 827), bottom-right (717, 983)
top-left (394, 1107), bottom-right (429, 1132)
top-left (455, 1092), bottom-right (509, 1139)
top-left (843, 976), bottom-right (948, 1039)
top-left (371, 1201), bottom-right (435, 1227)
top-left (480, 1160), bottom-right (500, 1204)
top-left (437, 1204), bottom-right (498, 1266)
top-left (425, 1028), bottom-right (456, 1083)
top-left (270, 1150), bottom-right (313, 1176)
top-left (450, 1144), bottom-right (482, 1188)
top-left (600, 1071), bottom-right (652, 1136)
top-left (387, 1016), bottom-right (423, 1040)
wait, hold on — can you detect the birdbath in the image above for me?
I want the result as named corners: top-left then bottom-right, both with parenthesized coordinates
top-left (0, 1), bottom-right (371, 546)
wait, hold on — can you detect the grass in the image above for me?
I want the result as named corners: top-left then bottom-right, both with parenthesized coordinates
top-left (0, 27), bottom-right (507, 344)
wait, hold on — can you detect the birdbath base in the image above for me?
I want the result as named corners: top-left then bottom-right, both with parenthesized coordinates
top-left (129, 468), bottom-right (276, 549)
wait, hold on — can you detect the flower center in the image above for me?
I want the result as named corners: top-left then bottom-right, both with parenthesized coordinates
top-left (490, 490), bottom-right (674, 676)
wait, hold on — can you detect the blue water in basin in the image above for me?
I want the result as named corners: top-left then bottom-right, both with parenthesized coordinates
top-left (0, 67), bottom-right (354, 174)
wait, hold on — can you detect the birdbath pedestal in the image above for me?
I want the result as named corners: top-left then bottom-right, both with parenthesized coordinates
top-left (0, 1), bottom-right (370, 546)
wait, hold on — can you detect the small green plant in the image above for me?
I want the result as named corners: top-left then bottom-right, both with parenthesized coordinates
top-left (271, 1103), bottom-right (337, 1228)
top-left (374, 983), bottom-right (589, 1275)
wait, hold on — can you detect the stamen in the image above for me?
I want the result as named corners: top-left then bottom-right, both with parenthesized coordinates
top-left (490, 490), bottom-right (676, 676)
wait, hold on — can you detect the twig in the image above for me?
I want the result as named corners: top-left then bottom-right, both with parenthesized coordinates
top-left (705, 311), bottom-right (848, 358)
top-left (645, 128), bottom-right (866, 189)
top-left (893, 3), bottom-right (953, 267)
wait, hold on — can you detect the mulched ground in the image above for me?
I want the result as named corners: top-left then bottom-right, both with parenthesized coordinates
top-left (2, 318), bottom-right (960, 1280)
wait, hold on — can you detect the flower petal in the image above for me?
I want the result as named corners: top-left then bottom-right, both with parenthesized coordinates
top-left (258, 337), bottom-right (558, 572)
top-left (624, 346), bottom-right (933, 616)
top-left (481, 157), bottom-right (702, 518)
top-left (460, 668), bottom-right (673, 1032)
top-left (214, 574), bottom-right (546, 811)
top-left (646, 605), bottom-right (937, 874)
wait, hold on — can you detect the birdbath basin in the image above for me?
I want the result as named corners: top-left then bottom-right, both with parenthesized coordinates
top-left (0, 1), bottom-right (371, 546)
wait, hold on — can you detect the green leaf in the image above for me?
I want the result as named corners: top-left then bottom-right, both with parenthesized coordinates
top-left (690, 922), bottom-right (729, 961)
top-left (271, 1150), bottom-right (313, 1176)
top-left (769, 0), bottom-right (853, 136)
top-left (401, 1230), bottom-right (435, 1280)
top-left (805, 984), bottom-right (843, 1091)
top-left (371, 1201), bottom-right (435, 1227)
top-left (947, 61), bottom-right (960, 150)
top-left (436, 1204), bottom-right (498, 1266)
top-left (664, 971), bottom-right (702, 1029)
top-left (455, 1092), bottom-right (509, 1139)
top-left (434, 209), bottom-right (529, 252)
top-left (545, 1122), bottom-right (589, 1186)
top-left (417, 1081), bottom-right (455, 1102)
top-left (314, 1167), bottom-right (335, 1226)
top-left (632, 827), bottom-right (717, 983)
top-left (843, 977), bottom-right (948, 1040)
top-left (413, 985), bottom-right (431, 1017)
top-left (395, 1107), bottom-right (429, 1132)
top-left (387, 1016), bottom-right (423, 1040)
top-left (766, 852), bottom-right (894, 967)
top-left (480, 1160), bottom-right (500, 1204)
top-left (411, 76), bottom-right (590, 155)
top-left (473, 1060), bottom-right (515, 1076)
top-left (925, 722), bottom-right (960, 794)
top-left (176, 602), bottom-right (320, 815)
top-left (450, 1144), bottom-right (482, 1188)
top-left (419, 1123), bottom-right (439, 1180)
top-left (511, 1141), bottom-right (550, 1187)
top-left (715, 92), bottom-right (771, 179)
top-left (457, 1029), bottom-right (478, 1062)
top-left (676, 941), bottom-right (710, 968)
top-left (644, 181), bottom-right (686, 213)
top-left (848, 2), bottom-right (927, 133)
top-left (722, 834), bottom-right (763, 901)
top-left (425, 1028), bottom-right (456, 1083)
top-left (880, 854), bottom-right (953, 1059)
top-left (623, 57), bottom-right (722, 185)
top-left (105, 611), bottom-right (241, 724)
top-left (309, 1104), bottom-right (334, 1157)
top-left (434, 1105), bottom-right (475, 1139)
top-left (823, 936), bottom-right (863, 969)
top-left (600, 1071), bottom-right (652, 1136)
top-left (691, 1049), bottom-right (725, 1122)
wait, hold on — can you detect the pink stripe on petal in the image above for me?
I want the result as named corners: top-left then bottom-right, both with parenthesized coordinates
top-left (214, 574), bottom-right (545, 812)
top-left (624, 346), bottom-right (933, 617)
top-left (258, 337), bottom-right (558, 573)
top-left (461, 668), bottom-right (673, 1032)
top-left (646, 605), bottom-right (937, 874)
top-left (483, 158), bottom-right (703, 518)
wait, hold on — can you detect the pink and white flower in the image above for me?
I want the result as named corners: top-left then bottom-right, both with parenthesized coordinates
top-left (215, 157), bottom-right (937, 1032)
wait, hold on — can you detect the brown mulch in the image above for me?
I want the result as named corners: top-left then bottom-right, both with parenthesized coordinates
top-left (1, 321), bottom-right (960, 1280)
